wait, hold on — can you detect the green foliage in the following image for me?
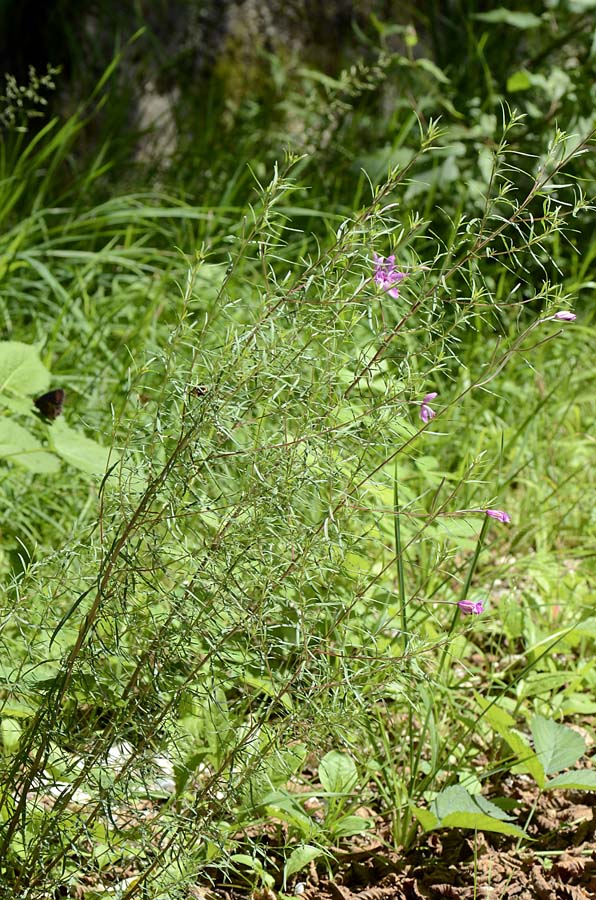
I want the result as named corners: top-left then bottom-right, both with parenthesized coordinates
top-left (414, 784), bottom-right (525, 838)
top-left (0, 5), bottom-right (594, 896)
top-left (0, 342), bottom-right (113, 473)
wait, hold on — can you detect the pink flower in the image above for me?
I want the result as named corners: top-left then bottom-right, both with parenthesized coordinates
top-left (543, 310), bottom-right (577, 322)
top-left (373, 253), bottom-right (406, 299)
top-left (486, 509), bottom-right (511, 524)
top-left (420, 392), bottom-right (438, 423)
top-left (458, 600), bottom-right (484, 615)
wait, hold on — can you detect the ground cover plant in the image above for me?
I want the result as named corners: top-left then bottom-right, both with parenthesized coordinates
top-left (0, 4), bottom-right (594, 899)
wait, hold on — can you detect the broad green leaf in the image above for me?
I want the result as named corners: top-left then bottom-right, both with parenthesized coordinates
top-left (269, 743), bottom-right (307, 785)
top-left (1, 718), bottom-right (21, 754)
top-left (0, 420), bottom-right (60, 473)
top-left (545, 770), bottom-right (596, 791)
top-left (421, 786), bottom-right (525, 837)
top-left (0, 393), bottom-right (37, 416)
top-left (474, 9), bottom-right (542, 28)
top-left (441, 811), bottom-right (525, 837)
top-left (531, 716), bottom-right (586, 776)
top-left (318, 751), bottom-right (358, 794)
top-left (284, 844), bottom-right (325, 882)
top-left (431, 785), bottom-right (514, 823)
top-left (0, 341), bottom-right (50, 395)
top-left (50, 420), bottom-right (116, 474)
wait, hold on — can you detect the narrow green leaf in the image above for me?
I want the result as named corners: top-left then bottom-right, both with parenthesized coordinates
top-left (332, 815), bottom-right (373, 837)
top-left (415, 58), bottom-right (451, 84)
top-left (284, 844), bottom-right (325, 882)
top-left (230, 855), bottom-right (275, 889)
top-left (474, 9), bottom-right (542, 28)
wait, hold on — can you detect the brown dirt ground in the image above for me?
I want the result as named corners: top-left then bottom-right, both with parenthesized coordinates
top-left (217, 776), bottom-right (595, 900)
top-left (284, 782), bottom-right (596, 900)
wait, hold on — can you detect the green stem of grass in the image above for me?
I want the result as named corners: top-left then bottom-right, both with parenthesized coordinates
top-left (437, 514), bottom-right (491, 680)
top-left (393, 461), bottom-right (408, 651)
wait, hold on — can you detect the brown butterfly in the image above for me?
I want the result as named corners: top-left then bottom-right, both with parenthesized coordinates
top-left (34, 389), bottom-right (65, 420)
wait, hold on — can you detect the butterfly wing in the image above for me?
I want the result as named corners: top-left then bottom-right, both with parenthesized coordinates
top-left (34, 389), bottom-right (65, 420)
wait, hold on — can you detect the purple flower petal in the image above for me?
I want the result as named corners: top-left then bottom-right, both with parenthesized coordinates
top-left (553, 310), bottom-right (576, 321)
top-left (486, 509), bottom-right (511, 524)
top-left (458, 600), bottom-right (484, 615)
top-left (372, 254), bottom-right (406, 299)
top-left (420, 391), bottom-right (438, 423)
top-left (420, 404), bottom-right (435, 423)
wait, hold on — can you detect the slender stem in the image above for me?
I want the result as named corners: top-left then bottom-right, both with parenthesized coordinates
top-left (394, 462), bottom-right (408, 650)
top-left (437, 515), bottom-right (491, 678)
top-left (393, 462), bottom-right (414, 846)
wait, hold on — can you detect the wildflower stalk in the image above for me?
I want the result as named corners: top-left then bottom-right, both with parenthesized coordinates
top-left (393, 462), bottom-right (408, 651)
top-left (437, 514), bottom-right (491, 679)
top-left (393, 462), bottom-right (416, 847)
top-left (405, 514), bottom-right (493, 836)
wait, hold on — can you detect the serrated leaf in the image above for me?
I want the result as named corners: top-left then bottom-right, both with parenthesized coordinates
top-left (0, 420), bottom-right (60, 472)
top-left (545, 770), bottom-right (596, 791)
top-left (50, 420), bottom-right (116, 474)
top-left (283, 844), bottom-right (325, 882)
top-left (318, 751), bottom-right (358, 794)
top-left (531, 716), bottom-right (586, 776)
top-left (431, 785), bottom-right (514, 822)
top-left (0, 341), bottom-right (50, 395)
top-left (417, 786), bottom-right (525, 837)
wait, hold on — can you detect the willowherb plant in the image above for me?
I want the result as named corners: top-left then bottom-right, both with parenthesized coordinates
top-left (0, 112), bottom-right (591, 897)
